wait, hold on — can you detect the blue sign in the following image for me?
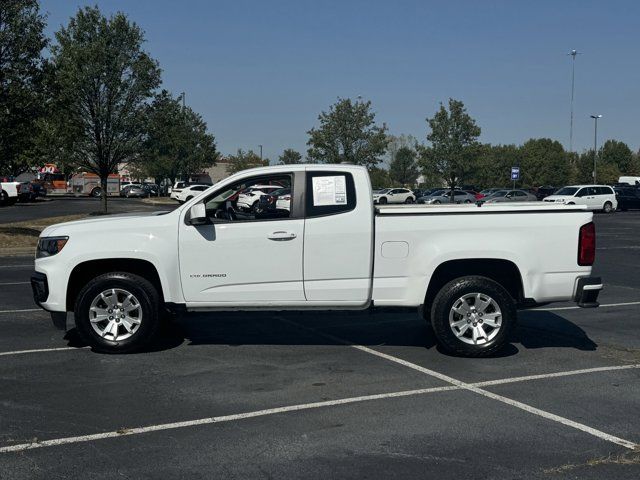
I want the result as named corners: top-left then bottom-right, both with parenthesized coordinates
top-left (511, 166), bottom-right (520, 180)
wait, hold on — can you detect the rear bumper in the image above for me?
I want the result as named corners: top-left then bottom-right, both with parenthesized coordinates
top-left (574, 276), bottom-right (602, 308)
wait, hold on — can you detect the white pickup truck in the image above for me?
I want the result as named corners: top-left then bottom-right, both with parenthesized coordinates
top-left (0, 181), bottom-right (20, 206)
top-left (31, 164), bottom-right (602, 356)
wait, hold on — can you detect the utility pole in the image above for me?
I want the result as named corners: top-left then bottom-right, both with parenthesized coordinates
top-left (568, 50), bottom-right (581, 152)
top-left (180, 91), bottom-right (185, 109)
top-left (259, 144), bottom-right (263, 162)
top-left (590, 114), bottom-right (602, 183)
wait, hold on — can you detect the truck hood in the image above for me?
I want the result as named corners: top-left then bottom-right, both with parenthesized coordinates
top-left (41, 210), bottom-right (173, 237)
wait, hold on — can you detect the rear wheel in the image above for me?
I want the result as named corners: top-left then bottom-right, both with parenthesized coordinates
top-left (74, 272), bottom-right (160, 353)
top-left (0, 191), bottom-right (7, 206)
top-left (430, 276), bottom-right (516, 357)
top-left (405, 197), bottom-right (414, 204)
top-left (91, 187), bottom-right (102, 198)
top-left (603, 201), bottom-right (613, 213)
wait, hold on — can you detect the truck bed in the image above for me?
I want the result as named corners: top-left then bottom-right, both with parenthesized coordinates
top-left (375, 202), bottom-right (586, 215)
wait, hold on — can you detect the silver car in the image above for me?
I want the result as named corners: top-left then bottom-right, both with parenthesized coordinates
top-left (419, 189), bottom-right (477, 204)
top-left (483, 189), bottom-right (537, 203)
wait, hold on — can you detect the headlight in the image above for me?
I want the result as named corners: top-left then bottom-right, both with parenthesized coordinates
top-left (36, 236), bottom-right (68, 259)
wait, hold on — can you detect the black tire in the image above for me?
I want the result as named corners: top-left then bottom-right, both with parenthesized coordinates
top-left (567, 202), bottom-right (575, 205)
top-left (405, 197), bottom-right (414, 204)
top-left (379, 197), bottom-right (388, 204)
top-left (430, 275), bottom-right (516, 357)
top-left (464, 200), bottom-right (472, 204)
top-left (91, 187), bottom-right (103, 198)
top-left (0, 191), bottom-right (7, 206)
top-left (186, 196), bottom-right (193, 201)
top-left (74, 272), bottom-right (161, 353)
top-left (603, 201), bottom-right (613, 214)
top-left (433, 199), bottom-right (441, 204)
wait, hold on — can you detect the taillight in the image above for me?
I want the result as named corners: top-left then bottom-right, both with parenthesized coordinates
top-left (578, 222), bottom-right (596, 266)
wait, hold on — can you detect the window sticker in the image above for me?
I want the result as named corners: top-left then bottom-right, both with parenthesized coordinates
top-left (312, 175), bottom-right (347, 206)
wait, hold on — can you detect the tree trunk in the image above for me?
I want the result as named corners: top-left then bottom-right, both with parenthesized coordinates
top-left (100, 176), bottom-right (108, 214)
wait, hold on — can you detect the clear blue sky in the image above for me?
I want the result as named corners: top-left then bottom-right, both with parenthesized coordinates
top-left (41, 0), bottom-right (640, 161)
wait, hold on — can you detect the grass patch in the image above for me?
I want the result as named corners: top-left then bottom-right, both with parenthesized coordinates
top-left (0, 214), bottom-right (87, 251)
top-left (544, 447), bottom-right (640, 474)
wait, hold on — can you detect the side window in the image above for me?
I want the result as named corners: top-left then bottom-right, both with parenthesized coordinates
top-left (202, 173), bottom-right (293, 222)
top-left (575, 188), bottom-right (587, 197)
top-left (306, 171), bottom-right (356, 218)
top-left (515, 191), bottom-right (526, 197)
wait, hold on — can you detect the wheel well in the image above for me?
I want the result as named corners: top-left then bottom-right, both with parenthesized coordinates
top-left (66, 259), bottom-right (164, 311)
top-left (423, 259), bottom-right (524, 312)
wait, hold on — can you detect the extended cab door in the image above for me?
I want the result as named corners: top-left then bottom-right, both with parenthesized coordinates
top-left (179, 171), bottom-right (305, 304)
top-left (303, 169), bottom-right (374, 304)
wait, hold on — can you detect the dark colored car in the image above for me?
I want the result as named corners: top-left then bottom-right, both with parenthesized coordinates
top-left (120, 184), bottom-right (149, 198)
top-left (532, 186), bottom-right (557, 201)
top-left (615, 186), bottom-right (640, 210)
top-left (142, 183), bottom-right (160, 196)
top-left (31, 182), bottom-right (47, 198)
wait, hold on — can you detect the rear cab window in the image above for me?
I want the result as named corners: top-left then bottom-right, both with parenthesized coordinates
top-left (306, 171), bottom-right (356, 217)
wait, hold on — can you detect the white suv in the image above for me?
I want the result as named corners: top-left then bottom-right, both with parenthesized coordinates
top-left (237, 185), bottom-right (285, 211)
top-left (372, 188), bottom-right (415, 204)
top-left (544, 185), bottom-right (617, 213)
top-left (175, 184), bottom-right (210, 203)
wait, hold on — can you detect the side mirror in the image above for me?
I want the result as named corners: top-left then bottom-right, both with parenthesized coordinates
top-left (187, 203), bottom-right (210, 225)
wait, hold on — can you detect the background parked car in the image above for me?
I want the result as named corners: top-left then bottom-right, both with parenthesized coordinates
top-left (142, 183), bottom-right (160, 196)
top-left (372, 188), bottom-right (416, 204)
top-left (531, 186), bottom-right (557, 201)
top-left (419, 189), bottom-right (476, 204)
top-left (120, 184), bottom-right (149, 198)
top-left (257, 187), bottom-right (292, 213)
top-left (483, 189), bottom-right (537, 203)
top-left (614, 186), bottom-right (640, 210)
top-left (169, 181), bottom-right (189, 200)
top-left (479, 188), bottom-right (503, 197)
top-left (176, 184), bottom-right (210, 203)
top-left (543, 185), bottom-right (617, 212)
top-left (237, 185), bottom-right (285, 211)
top-left (30, 182), bottom-right (47, 198)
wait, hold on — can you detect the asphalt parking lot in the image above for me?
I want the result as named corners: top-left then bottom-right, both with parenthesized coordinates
top-left (0, 202), bottom-right (638, 479)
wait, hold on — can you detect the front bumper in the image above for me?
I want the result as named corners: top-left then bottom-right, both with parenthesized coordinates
top-left (574, 276), bottom-right (602, 308)
top-left (30, 271), bottom-right (49, 306)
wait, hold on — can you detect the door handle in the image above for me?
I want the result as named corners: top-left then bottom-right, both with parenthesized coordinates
top-left (268, 231), bottom-right (297, 241)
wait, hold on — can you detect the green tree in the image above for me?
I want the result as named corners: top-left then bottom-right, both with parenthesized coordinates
top-left (50, 6), bottom-right (161, 213)
top-left (420, 98), bottom-right (481, 199)
top-left (368, 166), bottom-right (390, 189)
top-left (278, 148), bottom-right (302, 165)
top-left (389, 146), bottom-right (419, 185)
top-left (0, 0), bottom-right (48, 176)
top-left (137, 90), bottom-right (218, 185)
top-left (519, 138), bottom-right (569, 187)
top-left (307, 97), bottom-right (388, 169)
top-left (600, 139), bottom-right (633, 173)
top-left (469, 144), bottom-right (519, 188)
top-left (227, 149), bottom-right (269, 174)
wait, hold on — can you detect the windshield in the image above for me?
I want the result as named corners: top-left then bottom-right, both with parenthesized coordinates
top-left (376, 189), bottom-right (391, 194)
top-left (488, 190), bottom-right (508, 197)
top-left (554, 187), bottom-right (579, 196)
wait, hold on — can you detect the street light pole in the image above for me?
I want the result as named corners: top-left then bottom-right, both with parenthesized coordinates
top-left (568, 50), bottom-right (581, 152)
top-left (259, 144), bottom-right (263, 162)
top-left (590, 114), bottom-right (602, 183)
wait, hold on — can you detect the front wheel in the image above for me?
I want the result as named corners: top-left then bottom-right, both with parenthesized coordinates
top-left (603, 201), bottom-right (613, 214)
top-left (74, 272), bottom-right (160, 353)
top-left (379, 197), bottom-right (388, 204)
top-left (430, 276), bottom-right (516, 357)
top-left (91, 187), bottom-right (103, 198)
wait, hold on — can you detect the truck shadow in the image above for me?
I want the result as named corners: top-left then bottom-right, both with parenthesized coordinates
top-left (64, 309), bottom-right (597, 356)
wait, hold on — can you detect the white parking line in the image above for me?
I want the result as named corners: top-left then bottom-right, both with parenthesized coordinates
top-left (0, 353), bottom-right (637, 453)
top-left (280, 318), bottom-right (639, 450)
top-left (0, 385), bottom-right (460, 453)
top-left (532, 301), bottom-right (640, 311)
top-left (0, 282), bottom-right (30, 286)
top-left (0, 346), bottom-right (85, 357)
top-left (0, 308), bottom-right (42, 314)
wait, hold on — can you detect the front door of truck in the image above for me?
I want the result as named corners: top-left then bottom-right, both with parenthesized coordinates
top-left (179, 171), bottom-right (305, 304)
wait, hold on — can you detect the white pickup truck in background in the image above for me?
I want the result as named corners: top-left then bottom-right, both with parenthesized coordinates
top-left (0, 181), bottom-right (20, 206)
top-left (31, 164), bottom-right (602, 356)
